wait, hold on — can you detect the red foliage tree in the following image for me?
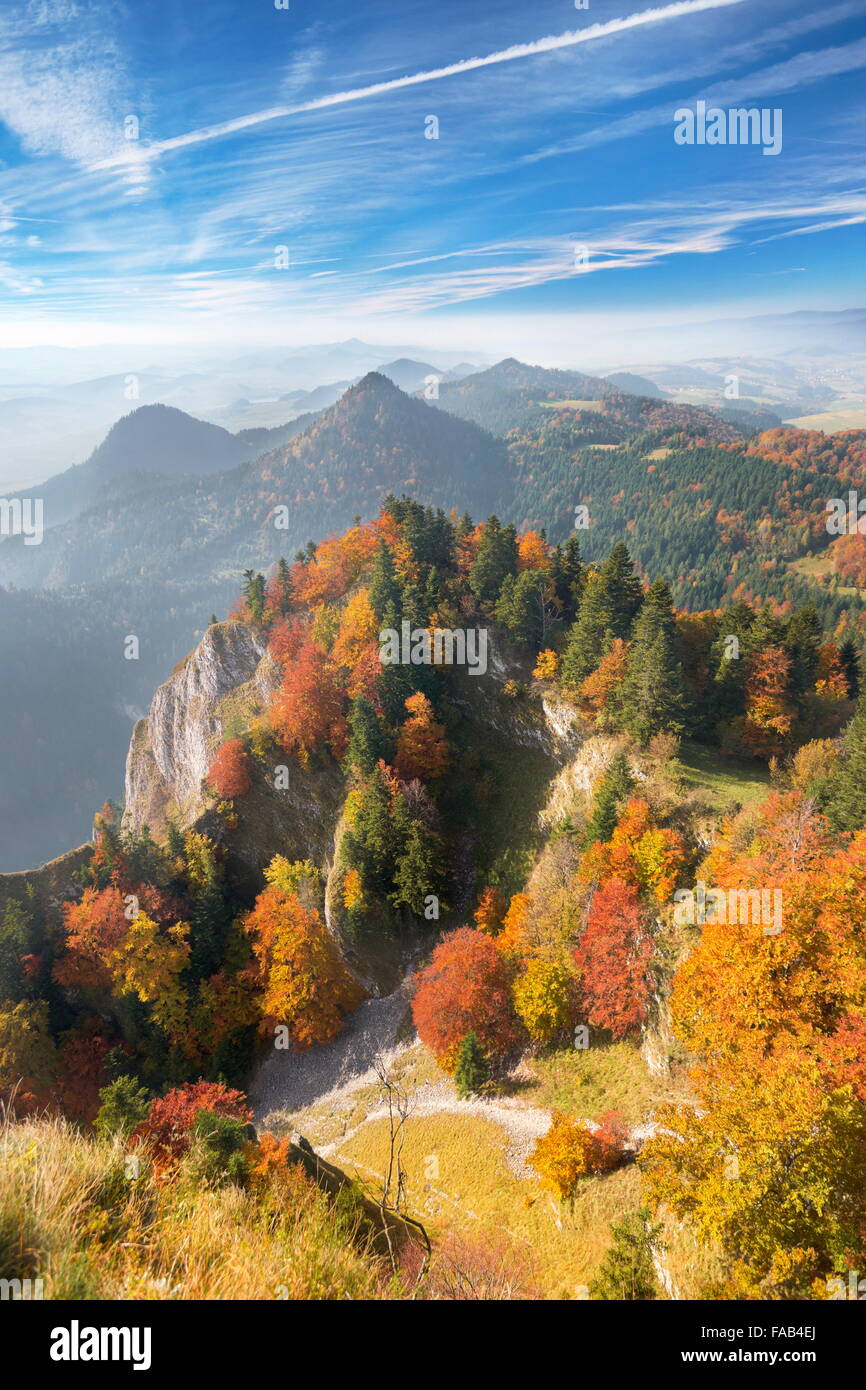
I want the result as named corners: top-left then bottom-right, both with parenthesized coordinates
top-left (206, 738), bottom-right (253, 799)
top-left (411, 927), bottom-right (523, 1068)
top-left (573, 878), bottom-right (653, 1039)
top-left (54, 1033), bottom-right (111, 1125)
top-left (269, 638), bottom-right (347, 764)
top-left (138, 1080), bottom-right (252, 1160)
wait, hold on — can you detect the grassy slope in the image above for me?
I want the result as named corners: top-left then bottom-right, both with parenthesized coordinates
top-left (677, 739), bottom-right (771, 813)
top-left (0, 1116), bottom-right (390, 1300)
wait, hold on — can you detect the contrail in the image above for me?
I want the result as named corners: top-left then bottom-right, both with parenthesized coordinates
top-left (94, 0), bottom-right (745, 170)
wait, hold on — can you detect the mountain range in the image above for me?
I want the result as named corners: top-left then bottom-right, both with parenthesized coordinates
top-left (1, 356), bottom-right (864, 870)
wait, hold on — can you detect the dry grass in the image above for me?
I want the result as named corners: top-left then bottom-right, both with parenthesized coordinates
top-left (331, 1109), bottom-right (644, 1299)
top-left (0, 1113), bottom-right (391, 1300)
top-left (508, 1041), bottom-right (670, 1125)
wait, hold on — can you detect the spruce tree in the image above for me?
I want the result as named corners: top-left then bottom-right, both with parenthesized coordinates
top-left (784, 602), bottom-right (821, 696)
top-left (468, 516), bottom-right (519, 604)
top-left (589, 1209), bottom-right (662, 1300)
top-left (560, 569), bottom-right (615, 688)
top-left (602, 541), bottom-right (643, 637)
top-left (369, 541), bottom-right (402, 626)
top-left (828, 688), bottom-right (866, 833)
top-left (454, 1031), bottom-right (489, 1098)
top-left (552, 536), bottom-right (584, 622)
top-left (390, 817), bottom-right (440, 915)
top-left (584, 750), bottom-right (634, 847)
top-left (615, 578), bottom-right (686, 744)
top-left (839, 638), bottom-right (861, 698)
top-left (346, 698), bottom-right (390, 776)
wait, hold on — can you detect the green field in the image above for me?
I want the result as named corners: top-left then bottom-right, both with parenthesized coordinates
top-left (677, 739), bottom-right (770, 813)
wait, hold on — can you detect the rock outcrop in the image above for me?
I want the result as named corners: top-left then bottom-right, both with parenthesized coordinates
top-left (123, 620), bottom-right (277, 840)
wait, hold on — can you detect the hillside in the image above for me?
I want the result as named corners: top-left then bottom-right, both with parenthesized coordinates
top-left (3, 497), bottom-right (866, 1300)
top-left (3, 361), bottom-right (866, 870)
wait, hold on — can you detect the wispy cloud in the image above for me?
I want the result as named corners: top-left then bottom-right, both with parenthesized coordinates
top-left (92, 0), bottom-right (746, 173)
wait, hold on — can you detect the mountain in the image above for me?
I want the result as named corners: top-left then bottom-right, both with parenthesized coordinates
top-left (430, 357), bottom-right (618, 434)
top-left (1, 404), bottom-right (316, 535)
top-left (377, 358), bottom-right (440, 392)
top-left (3, 358), bottom-right (865, 870)
top-left (604, 371), bottom-right (667, 399)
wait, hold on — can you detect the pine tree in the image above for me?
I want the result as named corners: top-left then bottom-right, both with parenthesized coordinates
top-left (560, 570), bottom-right (615, 688)
top-left (345, 698), bottom-right (390, 776)
top-left (342, 764), bottom-right (395, 896)
top-left (468, 516), bottom-right (519, 604)
top-left (242, 570), bottom-right (266, 625)
top-left (552, 536), bottom-right (583, 622)
top-left (390, 806), bottom-right (441, 914)
top-left (584, 751), bottom-right (634, 847)
top-left (784, 602), bottom-right (821, 696)
top-left (839, 638), bottom-right (861, 698)
top-left (560, 543), bottom-right (642, 688)
top-left (95, 1075), bottom-right (151, 1139)
top-left (369, 541), bottom-right (402, 626)
top-left (615, 579), bottom-right (686, 744)
top-left (454, 1031), bottom-right (490, 1098)
top-left (589, 1209), bottom-right (662, 1300)
top-left (828, 689), bottom-right (866, 832)
top-left (602, 542), bottom-right (643, 637)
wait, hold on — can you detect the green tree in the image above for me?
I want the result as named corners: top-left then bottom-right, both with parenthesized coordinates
top-left (454, 1031), bottom-right (490, 1098)
top-left (615, 579), bottom-right (686, 744)
top-left (468, 516), bottom-right (518, 604)
top-left (560, 543), bottom-right (641, 688)
top-left (589, 1208), bottom-right (663, 1300)
top-left (345, 698), bottom-right (390, 776)
top-left (584, 751), bottom-right (634, 847)
top-left (390, 815), bottom-right (441, 915)
top-left (95, 1075), bottom-right (151, 1139)
top-left (369, 540), bottom-right (402, 627)
top-left (828, 688), bottom-right (866, 833)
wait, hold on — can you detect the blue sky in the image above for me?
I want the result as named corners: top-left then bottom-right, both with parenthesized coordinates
top-left (0, 0), bottom-right (865, 356)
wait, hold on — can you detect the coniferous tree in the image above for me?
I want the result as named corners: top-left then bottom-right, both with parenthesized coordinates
top-left (552, 536), bottom-right (584, 622)
top-left (584, 751), bottom-right (634, 847)
top-left (828, 689), bottom-right (866, 833)
top-left (390, 817), bottom-right (441, 915)
top-left (784, 602), bottom-right (821, 697)
top-left (345, 698), bottom-right (390, 776)
top-left (560, 543), bottom-right (642, 688)
top-left (615, 579), bottom-right (686, 744)
top-left (468, 516), bottom-right (519, 604)
top-left (589, 1209), bottom-right (662, 1301)
top-left (369, 541), bottom-right (402, 627)
top-left (839, 638), bottom-right (861, 699)
top-left (242, 570), bottom-right (266, 625)
top-left (454, 1031), bottom-right (490, 1097)
top-left (560, 569), bottom-right (614, 688)
top-left (602, 542), bottom-right (643, 637)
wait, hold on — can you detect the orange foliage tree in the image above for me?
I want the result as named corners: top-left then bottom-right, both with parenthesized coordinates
top-left (244, 885), bottom-right (364, 1049)
top-left (580, 798), bottom-right (686, 906)
top-left (139, 1080), bottom-right (252, 1161)
top-left (394, 692), bottom-right (449, 783)
top-left (269, 638), bottom-right (347, 765)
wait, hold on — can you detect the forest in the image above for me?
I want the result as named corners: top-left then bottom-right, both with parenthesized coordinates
top-left (4, 493), bottom-right (866, 1300)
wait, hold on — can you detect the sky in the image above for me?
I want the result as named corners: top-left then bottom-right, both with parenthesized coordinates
top-left (0, 0), bottom-right (865, 358)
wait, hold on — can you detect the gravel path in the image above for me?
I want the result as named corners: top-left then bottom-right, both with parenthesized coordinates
top-left (250, 978), bottom-right (415, 1121)
top-left (320, 1079), bottom-right (555, 1178)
